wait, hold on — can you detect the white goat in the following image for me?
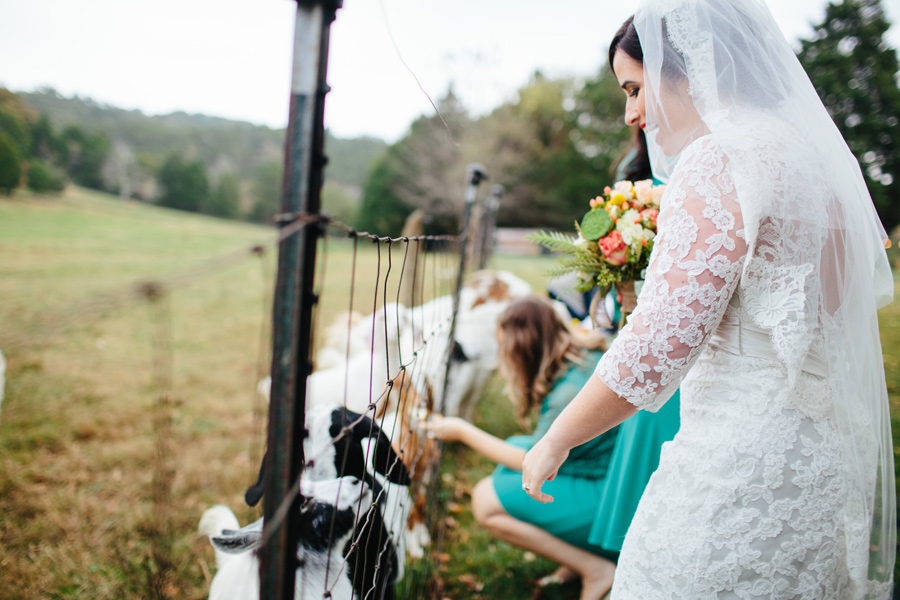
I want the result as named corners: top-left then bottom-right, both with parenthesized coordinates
top-left (258, 303), bottom-right (412, 417)
top-left (200, 477), bottom-right (373, 600)
top-left (306, 303), bottom-right (411, 416)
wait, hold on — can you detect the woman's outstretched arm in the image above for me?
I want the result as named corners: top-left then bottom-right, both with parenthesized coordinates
top-left (522, 376), bottom-right (636, 503)
top-left (422, 415), bottom-right (526, 471)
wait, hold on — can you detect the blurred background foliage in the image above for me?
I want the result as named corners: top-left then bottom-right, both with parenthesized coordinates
top-left (0, 0), bottom-right (898, 236)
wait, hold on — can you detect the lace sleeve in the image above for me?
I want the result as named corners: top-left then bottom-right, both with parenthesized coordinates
top-left (595, 139), bottom-right (748, 411)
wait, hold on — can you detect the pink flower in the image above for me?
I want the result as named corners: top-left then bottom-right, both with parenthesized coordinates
top-left (598, 230), bottom-right (628, 265)
top-left (640, 208), bottom-right (659, 227)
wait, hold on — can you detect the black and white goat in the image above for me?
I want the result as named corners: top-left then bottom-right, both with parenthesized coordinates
top-left (200, 476), bottom-right (373, 600)
top-left (243, 403), bottom-right (413, 597)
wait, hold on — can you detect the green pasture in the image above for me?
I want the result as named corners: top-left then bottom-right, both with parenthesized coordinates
top-left (0, 187), bottom-right (897, 599)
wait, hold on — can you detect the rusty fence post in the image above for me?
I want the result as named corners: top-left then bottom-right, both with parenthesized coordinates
top-left (259, 1), bottom-right (341, 599)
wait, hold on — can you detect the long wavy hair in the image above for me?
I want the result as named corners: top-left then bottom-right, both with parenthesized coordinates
top-left (496, 296), bottom-right (607, 429)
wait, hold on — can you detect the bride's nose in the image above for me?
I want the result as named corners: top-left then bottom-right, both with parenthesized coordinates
top-left (624, 101), bottom-right (640, 126)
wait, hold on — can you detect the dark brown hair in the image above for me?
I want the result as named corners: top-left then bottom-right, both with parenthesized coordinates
top-left (609, 15), bottom-right (642, 74)
top-left (496, 296), bottom-right (607, 428)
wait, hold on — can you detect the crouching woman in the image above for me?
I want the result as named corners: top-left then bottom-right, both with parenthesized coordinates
top-left (423, 296), bottom-right (620, 600)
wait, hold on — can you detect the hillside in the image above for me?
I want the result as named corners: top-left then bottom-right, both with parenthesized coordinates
top-left (15, 88), bottom-right (387, 204)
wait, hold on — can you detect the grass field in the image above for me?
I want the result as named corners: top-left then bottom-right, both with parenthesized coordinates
top-left (0, 187), bottom-right (897, 599)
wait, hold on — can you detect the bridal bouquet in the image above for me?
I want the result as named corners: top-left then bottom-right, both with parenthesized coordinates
top-left (528, 179), bottom-right (665, 293)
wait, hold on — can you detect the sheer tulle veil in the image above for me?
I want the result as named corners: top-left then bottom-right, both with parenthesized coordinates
top-left (633, 0), bottom-right (895, 594)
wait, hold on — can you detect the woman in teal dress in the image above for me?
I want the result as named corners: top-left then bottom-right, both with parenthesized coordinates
top-left (425, 296), bottom-right (677, 599)
top-left (583, 125), bottom-right (682, 554)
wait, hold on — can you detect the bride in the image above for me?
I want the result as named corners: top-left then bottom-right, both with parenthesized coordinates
top-left (521, 0), bottom-right (896, 598)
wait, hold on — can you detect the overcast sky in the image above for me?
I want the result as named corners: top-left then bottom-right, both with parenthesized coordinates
top-left (2, 0), bottom-right (899, 143)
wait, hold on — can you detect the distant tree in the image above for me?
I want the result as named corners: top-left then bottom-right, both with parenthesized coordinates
top-left (57, 125), bottom-right (111, 190)
top-left (26, 159), bottom-right (66, 193)
top-left (356, 151), bottom-right (411, 233)
top-left (29, 114), bottom-right (55, 160)
top-left (0, 132), bottom-right (22, 194)
top-left (474, 71), bottom-right (629, 229)
top-left (321, 182), bottom-right (359, 225)
top-left (0, 111), bottom-right (31, 157)
top-left (207, 171), bottom-right (241, 219)
top-left (357, 88), bottom-right (470, 234)
top-left (0, 89), bottom-right (35, 156)
top-left (157, 153), bottom-right (210, 213)
top-left (325, 132), bottom-right (387, 188)
top-left (247, 160), bottom-right (282, 223)
top-left (797, 0), bottom-right (900, 232)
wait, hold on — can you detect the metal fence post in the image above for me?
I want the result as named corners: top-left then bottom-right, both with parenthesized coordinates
top-left (439, 163), bottom-right (487, 408)
top-left (478, 184), bottom-right (503, 270)
top-left (260, 1), bottom-right (340, 599)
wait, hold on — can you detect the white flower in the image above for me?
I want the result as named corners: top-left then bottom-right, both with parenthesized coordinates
top-left (574, 233), bottom-right (592, 251)
top-left (633, 179), bottom-right (653, 204)
top-left (620, 208), bottom-right (641, 223)
top-left (614, 180), bottom-right (634, 196)
top-left (619, 221), bottom-right (644, 248)
top-left (650, 184), bottom-right (667, 207)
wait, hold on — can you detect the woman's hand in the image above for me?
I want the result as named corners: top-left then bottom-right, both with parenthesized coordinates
top-left (418, 414), bottom-right (468, 442)
top-left (521, 434), bottom-right (570, 504)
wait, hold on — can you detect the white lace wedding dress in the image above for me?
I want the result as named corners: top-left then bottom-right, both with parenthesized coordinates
top-left (595, 136), bottom-right (882, 599)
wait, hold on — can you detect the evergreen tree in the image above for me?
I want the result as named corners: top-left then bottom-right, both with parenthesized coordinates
top-left (207, 171), bottom-right (241, 219)
top-left (0, 132), bottom-right (22, 194)
top-left (355, 150), bottom-right (412, 233)
top-left (157, 153), bottom-right (210, 213)
top-left (798, 0), bottom-right (900, 232)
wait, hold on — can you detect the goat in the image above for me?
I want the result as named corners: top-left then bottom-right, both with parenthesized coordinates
top-left (200, 476), bottom-right (373, 600)
top-left (257, 303), bottom-right (413, 417)
top-left (369, 371), bottom-right (438, 560)
top-left (244, 403), bottom-right (412, 591)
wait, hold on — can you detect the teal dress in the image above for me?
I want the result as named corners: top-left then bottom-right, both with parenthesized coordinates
top-left (587, 389), bottom-right (680, 551)
top-left (492, 350), bottom-right (681, 558)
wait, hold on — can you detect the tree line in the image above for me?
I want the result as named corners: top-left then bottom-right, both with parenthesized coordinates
top-left (0, 89), bottom-right (384, 225)
top-left (359, 0), bottom-right (900, 235)
top-left (0, 0), bottom-right (897, 234)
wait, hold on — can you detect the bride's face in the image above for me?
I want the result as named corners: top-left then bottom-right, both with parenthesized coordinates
top-left (612, 50), bottom-right (647, 131)
top-left (613, 48), bottom-right (704, 156)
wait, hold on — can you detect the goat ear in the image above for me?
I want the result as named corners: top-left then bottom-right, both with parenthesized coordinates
top-left (211, 521), bottom-right (263, 554)
top-left (451, 340), bottom-right (469, 363)
top-left (371, 427), bottom-right (412, 486)
top-left (345, 409), bottom-right (412, 487)
top-left (244, 449), bottom-right (267, 507)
